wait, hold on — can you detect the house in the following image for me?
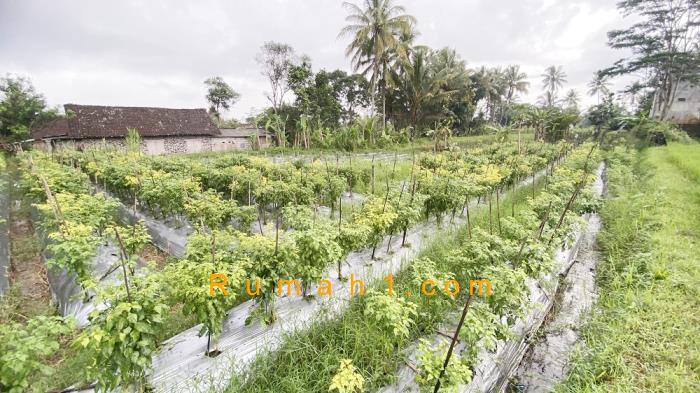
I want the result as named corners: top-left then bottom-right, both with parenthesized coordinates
top-left (651, 80), bottom-right (700, 136)
top-left (31, 104), bottom-right (272, 154)
top-left (216, 126), bottom-right (274, 151)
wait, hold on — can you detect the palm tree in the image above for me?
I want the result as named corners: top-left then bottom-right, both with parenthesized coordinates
top-left (503, 65), bottom-right (529, 102)
top-left (624, 80), bottom-right (644, 108)
top-left (541, 65), bottom-right (567, 107)
top-left (501, 65), bottom-right (529, 122)
top-left (339, 0), bottom-right (416, 128)
top-left (474, 67), bottom-right (503, 120)
top-left (537, 91), bottom-right (557, 107)
top-left (398, 48), bottom-right (453, 136)
top-left (587, 71), bottom-right (611, 104)
top-left (563, 89), bottom-right (580, 109)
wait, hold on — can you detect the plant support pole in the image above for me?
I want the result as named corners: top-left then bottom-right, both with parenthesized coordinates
top-left (433, 294), bottom-right (474, 393)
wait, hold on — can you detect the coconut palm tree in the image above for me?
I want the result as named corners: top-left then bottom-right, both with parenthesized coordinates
top-left (587, 71), bottom-right (611, 104)
top-left (503, 65), bottom-right (529, 102)
top-left (537, 91), bottom-right (557, 108)
top-left (541, 65), bottom-right (567, 107)
top-left (398, 48), bottom-right (454, 136)
top-left (473, 67), bottom-right (504, 120)
top-left (501, 65), bottom-right (529, 122)
top-left (339, 0), bottom-right (416, 128)
top-left (563, 89), bottom-right (580, 110)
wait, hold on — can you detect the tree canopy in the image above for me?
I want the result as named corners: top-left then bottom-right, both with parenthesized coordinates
top-left (204, 77), bottom-right (240, 121)
top-left (0, 75), bottom-right (56, 140)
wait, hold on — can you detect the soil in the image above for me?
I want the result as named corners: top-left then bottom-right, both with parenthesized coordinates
top-left (140, 242), bottom-right (169, 270)
top-left (8, 204), bottom-right (53, 319)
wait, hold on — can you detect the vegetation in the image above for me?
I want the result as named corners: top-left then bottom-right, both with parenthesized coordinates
top-left (0, 316), bottom-right (74, 392)
top-left (204, 76), bottom-right (240, 122)
top-left (603, 0), bottom-right (699, 120)
top-left (226, 143), bottom-right (600, 392)
top-left (0, 75), bottom-right (57, 140)
top-left (560, 144), bottom-right (700, 392)
top-left (1, 0), bottom-right (697, 392)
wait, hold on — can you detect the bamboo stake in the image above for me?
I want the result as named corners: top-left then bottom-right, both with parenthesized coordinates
top-left (371, 154), bottom-right (376, 194)
top-left (488, 191), bottom-right (493, 234)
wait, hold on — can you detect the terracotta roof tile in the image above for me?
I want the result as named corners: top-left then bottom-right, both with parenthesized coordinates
top-left (31, 104), bottom-right (220, 139)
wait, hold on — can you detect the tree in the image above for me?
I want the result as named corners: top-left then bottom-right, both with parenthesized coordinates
top-left (397, 47), bottom-right (453, 135)
top-left (500, 65), bottom-right (529, 122)
top-left (587, 93), bottom-right (623, 141)
top-left (0, 75), bottom-right (55, 140)
top-left (503, 65), bottom-right (530, 103)
top-left (472, 67), bottom-right (505, 120)
top-left (287, 60), bottom-right (346, 130)
top-left (604, 0), bottom-right (700, 119)
top-left (563, 89), bottom-right (580, 110)
top-left (587, 71), bottom-right (611, 104)
top-left (339, 0), bottom-right (417, 128)
top-left (427, 48), bottom-right (474, 131)
top-left (204, 77), bottom-right (240, 121)
top-left (335, 72), bottom-right (372, 122)
top-left (537, 91), bottom-right (557, 108)
top-left (256, 42), bottom-right (297, 113)
top-left (541, 65), bottom-right (567, 107)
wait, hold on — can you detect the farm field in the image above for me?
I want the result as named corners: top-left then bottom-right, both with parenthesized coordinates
top-left (2, 137), bottom-right (573, 392)
top-left (3, 132), bottom-right (699, 393)
top-left (1, 0), bottom-right (698, 392)
top-left (191, 132), bottom-right (537, 164)
top-left (2, 136), bottom-right (699, 393)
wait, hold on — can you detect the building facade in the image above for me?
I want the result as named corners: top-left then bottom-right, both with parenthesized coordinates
top-left (651, 80), bottom-right (700, 135)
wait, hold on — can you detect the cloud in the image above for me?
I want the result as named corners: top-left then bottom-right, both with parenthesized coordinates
top-left (0, 0), bottom-right (633, 117)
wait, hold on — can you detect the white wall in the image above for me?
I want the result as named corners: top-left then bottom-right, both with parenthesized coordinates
top-left (35, 136), bottom-right (265, 155)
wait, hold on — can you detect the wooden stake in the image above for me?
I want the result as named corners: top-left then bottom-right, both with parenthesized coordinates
top-left (433, 295), bottom-right (474, 393)
top-left (112, 227), bottom-right (132, 302)
top-left (496, 188), bottom-right (501, 234)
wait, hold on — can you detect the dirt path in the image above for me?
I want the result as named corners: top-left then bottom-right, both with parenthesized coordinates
top-left (4, 157), bottom-right (53, 321)
top-left (9, 215), bottom-right (52, 312)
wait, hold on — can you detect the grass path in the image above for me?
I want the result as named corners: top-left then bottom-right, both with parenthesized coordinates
top-left (560, 144), bottom-right (700, 392)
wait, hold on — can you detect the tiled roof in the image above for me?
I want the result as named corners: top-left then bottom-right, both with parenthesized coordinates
top-left (31, 104), bottom-right (220, 139)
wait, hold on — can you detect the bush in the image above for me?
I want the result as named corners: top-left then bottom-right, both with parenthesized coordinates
top-left (0, 316), bottom-right (75, 392)
top-left (633, 119), bottom-right (693, 144)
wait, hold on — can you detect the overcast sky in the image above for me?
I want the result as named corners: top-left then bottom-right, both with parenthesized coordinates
top-left (0, 0), bottom-right (634, 119)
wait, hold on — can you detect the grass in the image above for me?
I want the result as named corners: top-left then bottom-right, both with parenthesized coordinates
top-left (558, 143), bottom-right (700, 392)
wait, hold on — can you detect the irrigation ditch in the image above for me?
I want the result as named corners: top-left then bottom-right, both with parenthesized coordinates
top-left (509, 163), bottom-right (606, 393)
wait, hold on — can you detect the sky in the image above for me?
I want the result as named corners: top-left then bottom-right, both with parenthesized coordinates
top-left (0, 0), bottom-right (634, 119)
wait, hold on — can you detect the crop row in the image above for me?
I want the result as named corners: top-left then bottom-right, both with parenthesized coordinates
top-left (228, 143), bottom-right (601, 393)
top-left (4, 141), bottom-right (564, 392)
